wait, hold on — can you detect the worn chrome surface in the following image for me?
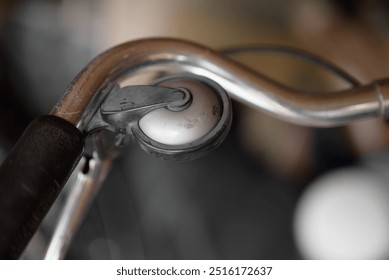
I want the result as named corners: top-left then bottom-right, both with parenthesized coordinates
top-left (52, 38), bottom-right (389, 128)
top-left (43, 38), bottom-right (389, 260)
top-left (138, 80), bottom-right (221, 145)
top-left (44, 151), bottom-right (113, 259)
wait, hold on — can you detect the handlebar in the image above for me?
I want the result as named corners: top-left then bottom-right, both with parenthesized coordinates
top-left (54, 37), bottom-right (389, 129)
top-left (1, 37), bottom-right (389, 259)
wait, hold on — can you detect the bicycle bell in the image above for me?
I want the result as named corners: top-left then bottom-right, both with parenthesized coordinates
top-left (94, 74), bottom-right (232, 160)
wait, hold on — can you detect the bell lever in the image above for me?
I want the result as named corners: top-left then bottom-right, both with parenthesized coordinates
top-left (86, 85), bottom-right (191, 135)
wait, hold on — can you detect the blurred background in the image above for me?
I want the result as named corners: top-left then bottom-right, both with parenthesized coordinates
top-left (2, 0), bottom-right (389, 259)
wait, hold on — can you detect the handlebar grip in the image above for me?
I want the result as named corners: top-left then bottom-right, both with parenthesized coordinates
top-left (0, 115), bottom-right (84, 259)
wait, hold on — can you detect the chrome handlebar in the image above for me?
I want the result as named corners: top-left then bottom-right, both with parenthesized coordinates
top-left (22, 37), bottom-right (389, 259)
top-left (53, 37), bottom-right (389, 129)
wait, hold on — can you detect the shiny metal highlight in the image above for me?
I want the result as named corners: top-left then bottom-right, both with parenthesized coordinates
top-left (41, 38), bottom-right (389, 260)
top-left (51, 38), bottom-right (389, 128)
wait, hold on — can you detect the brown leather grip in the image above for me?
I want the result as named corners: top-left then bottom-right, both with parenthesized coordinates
top-left (0, 115), bottom-right (84, 259)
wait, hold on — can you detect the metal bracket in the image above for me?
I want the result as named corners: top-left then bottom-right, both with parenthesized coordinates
top-left (86, 85), bottom-right (191, 136)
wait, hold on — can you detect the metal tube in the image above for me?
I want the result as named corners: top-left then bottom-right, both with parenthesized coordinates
top-left (51, 37), bottom-right (389, 129)
top-left (42, 37), bottom-right (389, 259)
top-left (44, 156), bottom-right (112, 259)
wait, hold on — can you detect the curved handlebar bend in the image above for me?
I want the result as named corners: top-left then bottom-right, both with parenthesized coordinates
top-left (52, 37), bottom-right (389, 129)
top-left (1, 37), bottom-right (389, 259)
